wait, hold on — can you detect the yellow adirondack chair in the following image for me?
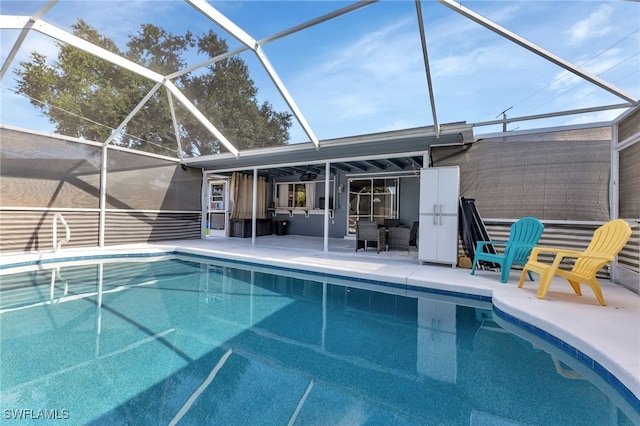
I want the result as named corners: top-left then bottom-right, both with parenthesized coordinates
top-left (518, 219), bottom-right (632, 306)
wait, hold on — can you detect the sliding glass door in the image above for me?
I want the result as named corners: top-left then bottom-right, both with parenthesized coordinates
top-left (347, 177), bottom-right (398, 234)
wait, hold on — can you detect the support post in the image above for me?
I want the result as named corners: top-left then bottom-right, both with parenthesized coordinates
top-left (324, 162), bottom-right (330, 252)
top-left (252, 168), bottom-right (258, 245)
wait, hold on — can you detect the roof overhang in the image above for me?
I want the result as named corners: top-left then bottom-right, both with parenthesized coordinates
top-left (184, 122), bottom-right (474, 177)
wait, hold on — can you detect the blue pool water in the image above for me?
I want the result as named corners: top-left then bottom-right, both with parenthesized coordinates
top-left (0, 255), bottom-right (636, 425)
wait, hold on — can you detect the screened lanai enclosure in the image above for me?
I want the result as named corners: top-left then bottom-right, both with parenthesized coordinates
top-left (1, 1), bottom-right (639, 292)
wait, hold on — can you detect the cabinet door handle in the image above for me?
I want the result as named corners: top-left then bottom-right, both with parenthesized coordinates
top-left (433, 204), bottom-right (438, 225)
top-left (439, 204), bottom-right (443, 225)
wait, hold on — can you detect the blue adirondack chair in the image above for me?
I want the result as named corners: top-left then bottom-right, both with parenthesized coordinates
top-left (470, 217), bottom-right (544, 283)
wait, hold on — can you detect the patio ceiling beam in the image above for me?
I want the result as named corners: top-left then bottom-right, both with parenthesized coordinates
top-left (409, 157), bottom-right (423, 169)
top-left (365, 159), bottom-right (387, 170)
top-left (0, 1), bottom-right (57, 79)
top-left (345, 161), bottom-right (369, 172)
top-left (291, 165), bottom-right (322, 174)
top-left (387, 158), bottom-right (407, 169)
top-left (186, 0), bottom-right (321, 149)
top-left (438, 0), bottom-right (639, 105)
top-left (331, 163), bottom-right (352, 173)
top-left (264, 167), bottom-right (291, 176)
top-left (414, 0), bottom-right (440, 137)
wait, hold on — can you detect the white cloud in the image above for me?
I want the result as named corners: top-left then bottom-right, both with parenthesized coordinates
top-left (290, 16), bottom-right (428, 127)
top-left (566, 4), bottom-right (614, 46)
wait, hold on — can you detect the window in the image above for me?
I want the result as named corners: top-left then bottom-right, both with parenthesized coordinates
top-left (276, 182), bottom-right (316, 208)
top-left (348, 177), bottom-right (398, 233)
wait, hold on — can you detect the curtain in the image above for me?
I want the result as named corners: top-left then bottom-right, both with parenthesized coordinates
top-left (305, 183), bottom-right (315, 208)
top-left (277, 184), bottom-right (289, 208)
top-left (230, 172), bottom-right (267, 219)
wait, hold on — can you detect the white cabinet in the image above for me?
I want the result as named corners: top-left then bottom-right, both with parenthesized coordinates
top-left (419, 166), bottom-right (460, 267)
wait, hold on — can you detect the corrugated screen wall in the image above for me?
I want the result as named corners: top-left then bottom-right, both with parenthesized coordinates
top-left (431, 126), bottom-right (612, 221)
top-left (433, 125), bottom-right (639, 280)
top-left (0, 128), bottom-right (202, 253)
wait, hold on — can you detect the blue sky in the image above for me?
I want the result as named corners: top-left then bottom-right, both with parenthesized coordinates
top-left (1, 0), bottom-right (638, 147)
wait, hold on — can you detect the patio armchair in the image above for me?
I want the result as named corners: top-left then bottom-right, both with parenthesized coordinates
top-left (471, 217), bottom-right (544, 283)
top-left (518, 219), bottom-right (631, 306)
top-left (388, 221), bottom-right (419, 252)
top-left (384, 219), bottom-right (400, 229)
top-left (356, 220), bottom-right (387, 253)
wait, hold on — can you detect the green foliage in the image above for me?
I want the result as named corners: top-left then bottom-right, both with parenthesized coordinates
top-left (14, 20), bottom-right (292, 156)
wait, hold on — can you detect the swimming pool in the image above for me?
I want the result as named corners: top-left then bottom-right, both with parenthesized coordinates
top-left (0, 254), bottom-right (637, 425)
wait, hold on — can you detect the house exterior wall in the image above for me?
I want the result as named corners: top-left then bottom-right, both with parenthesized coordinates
top-left (269, 172), bottom-right (420, 238)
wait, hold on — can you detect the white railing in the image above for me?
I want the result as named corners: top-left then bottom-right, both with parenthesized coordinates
top-left (52, 213), bottom-right (71, 253)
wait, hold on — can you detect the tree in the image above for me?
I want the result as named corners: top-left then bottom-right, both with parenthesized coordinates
top-left (14, 20), bottom-right (292, 156)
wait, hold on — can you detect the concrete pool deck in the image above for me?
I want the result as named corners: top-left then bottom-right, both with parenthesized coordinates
top-left (1, 234), bottom-right (638, 417)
